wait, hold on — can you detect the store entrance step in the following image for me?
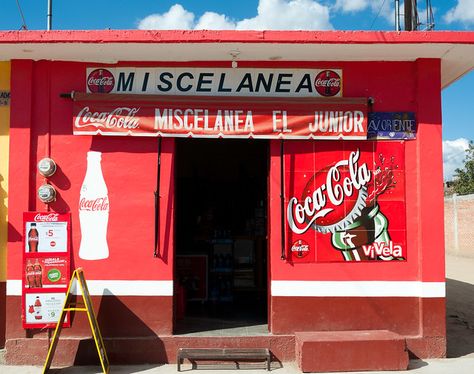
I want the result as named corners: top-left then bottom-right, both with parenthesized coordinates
top-left (177, 347), bottom-right (271, 371)
top-left (296, 330), bottom-right (409, 372)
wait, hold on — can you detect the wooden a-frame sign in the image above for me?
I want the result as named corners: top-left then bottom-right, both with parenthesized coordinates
top-left (42, 268), bottom-right (110, 374)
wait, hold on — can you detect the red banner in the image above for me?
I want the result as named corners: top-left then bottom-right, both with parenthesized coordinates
top-left (72, 93), bottom-right (368, 140)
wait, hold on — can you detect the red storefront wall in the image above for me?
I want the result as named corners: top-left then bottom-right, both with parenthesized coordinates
top-left (5, 58), bottom-right (445, 364)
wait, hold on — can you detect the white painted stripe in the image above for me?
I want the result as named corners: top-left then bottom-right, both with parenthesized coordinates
top-left (271, 281), bottom-right (445, 298)
top-left (7, 280), bottom-right (173, 296)
top-left (8, 279), bottom-right (444, 297)
top-left (6, 280), bottom-right (22, 296)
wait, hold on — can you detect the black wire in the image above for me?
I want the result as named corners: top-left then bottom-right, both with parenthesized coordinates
top-left (15, 0), bottom-right (28, 30)
top-left (369, 0), bottom-right (387, 30)
top-left (414, 0), bottom-right (420, 30)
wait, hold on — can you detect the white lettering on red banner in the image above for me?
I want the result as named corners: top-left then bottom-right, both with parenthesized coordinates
top-left (362, 241), bottom-right (403, 259)
top-left (75, 107), bottom-right (140, 129)
top-left (73, 94), bottom-right (368, 140)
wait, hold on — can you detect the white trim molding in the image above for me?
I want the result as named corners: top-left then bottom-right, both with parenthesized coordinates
top-left (7, 280), bottom-right (173, 296)
top-left (271, 281), bottom-right (445, 298)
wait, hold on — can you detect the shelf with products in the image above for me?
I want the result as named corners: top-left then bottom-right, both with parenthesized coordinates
top-left (206, 230), bottom-right (267, 303)
top-left (209, 241), bottom-right (234, 303)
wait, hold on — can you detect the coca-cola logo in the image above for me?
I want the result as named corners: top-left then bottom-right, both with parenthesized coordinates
top-left (314, 70), bottom-right (341, 97)
top-left (79, 197), bottom-right (109, 212)
top-left (287, 149), bottom-right (371, 235)
top-left (87, 69), bottom-right (115, 93)
top-left (290, 239), bottom-right (310, 258)
top-left (75, 106), bottom-right (141, 130)
top-left (34, 213), bottom-right (59, 222)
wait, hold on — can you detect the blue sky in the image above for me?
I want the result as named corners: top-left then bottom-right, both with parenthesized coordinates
top-left (1, 0), bottom-right (473, 178)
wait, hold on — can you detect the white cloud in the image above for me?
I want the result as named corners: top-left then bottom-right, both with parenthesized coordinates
top-left (137, 0), bottom-right (333, 30)
top-left (333, 0), bottom-right (393, 25)
top-left (369, 1), bottom-right (393, 24)
top-left (335, 0), bottom-right (370, 13)
top-left (195, 12), bottom-right (236, 30)
top-left (137, 4), bottom-right (195, 30)
top-left (236, 0), bottom-right (332, 30)
top-left (444, 0), bottom-right (474, 24)
top-left (443, 138), bottom-right (470, 181)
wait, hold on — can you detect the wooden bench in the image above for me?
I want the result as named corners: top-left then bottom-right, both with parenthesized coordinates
top-left (177, 348), bottom-right (271, 371)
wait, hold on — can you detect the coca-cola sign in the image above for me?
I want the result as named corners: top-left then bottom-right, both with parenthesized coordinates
top-left (73, 94), bottom-right (367, 139)
top-left (79, 197), bottom-right (109, 212)
top-left (74, 106), bottom-right (141, 129)
top-left (86, 67), bottom-right (343, 97)
top-left (34, 213), bottom-right (59, 222)
top-left (287, 149), bottom-right (370, 235)
top-left (285, 141), bottom-right (407, 263)
top-left (87, 69), bottom-right (115, 93)
top-left (314, 70), bottom-right (342, 97)
top-left (290, 239), bottom-right (310, 258)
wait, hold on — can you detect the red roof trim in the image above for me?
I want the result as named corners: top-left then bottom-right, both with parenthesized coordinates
top-left (0, 30), bottom-right (473, 44)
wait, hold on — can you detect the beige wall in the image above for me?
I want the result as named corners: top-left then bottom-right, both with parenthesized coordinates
top-left (0, 61), bottom-right (10, 282)
top-left (445, 193), bottom-right (474, 257)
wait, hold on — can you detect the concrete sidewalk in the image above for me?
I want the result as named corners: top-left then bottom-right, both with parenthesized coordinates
top-left (1, 358), bottom-right (474, 374)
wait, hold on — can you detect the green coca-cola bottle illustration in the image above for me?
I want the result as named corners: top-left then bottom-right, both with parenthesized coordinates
top-left (331, 155), bottom-right (404, 262)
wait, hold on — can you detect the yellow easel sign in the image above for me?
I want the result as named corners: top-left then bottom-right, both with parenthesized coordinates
top-left (42, 268), bottom-right (110, 374)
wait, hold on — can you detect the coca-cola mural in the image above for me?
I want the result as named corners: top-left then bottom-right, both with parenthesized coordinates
top-left (285, 141), bottom-right (406, 262)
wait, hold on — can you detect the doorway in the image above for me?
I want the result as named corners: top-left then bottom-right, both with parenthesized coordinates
top-left (174, 139), bottom-right (268, 335)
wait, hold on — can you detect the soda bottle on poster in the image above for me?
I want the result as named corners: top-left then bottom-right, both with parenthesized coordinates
top-left (33, 259), bottom-right (43, 288)
top-left (28, 223), bottom-right (39, 252)
top-left (34, 296), bottom-right (42, 320)
top-left (79, 151), bottom-right (110, 260)
top-left (25, 261), bottom-right (35, 288)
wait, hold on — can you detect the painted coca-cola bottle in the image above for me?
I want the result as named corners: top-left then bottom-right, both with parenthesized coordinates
top-left (34, 296), bottom-right (42, 320)
top-left (28, 223), bottom-right (39, 252)
top-left (79, 151), bottom-right (110, 260)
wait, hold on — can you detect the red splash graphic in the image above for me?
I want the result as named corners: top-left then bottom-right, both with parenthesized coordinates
top-left (367, 154), bottom-right (398, 204)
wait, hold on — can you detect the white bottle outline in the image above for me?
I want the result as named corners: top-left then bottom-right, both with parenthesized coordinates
top-left (79, 151), bottom-right (110, 260)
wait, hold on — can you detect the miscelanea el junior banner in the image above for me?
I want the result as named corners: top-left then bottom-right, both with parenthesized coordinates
top-left (286, 141), bottom-right (406, 262)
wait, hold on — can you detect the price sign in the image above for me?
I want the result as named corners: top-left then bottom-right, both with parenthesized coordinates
top-left (22, 212), bottom-right (71, 329)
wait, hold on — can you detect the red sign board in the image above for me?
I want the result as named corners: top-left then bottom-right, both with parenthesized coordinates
top-left (72, 93), bottom-right (367, 140)
top-left (22, 212), bottom-right (71, 329)
top-left (285, 141), bottom-right (406, 262)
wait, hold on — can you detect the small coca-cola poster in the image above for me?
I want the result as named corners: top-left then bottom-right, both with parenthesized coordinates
top-left (24, 292), bottom-right (67, 325)
top-left (285, 141), bottom-right (407, 263)
top-left (289, 239), bottom-right (315, 263)
top-left (24, 213), bottom-right (68, 253)
top-left (22, 212), bottom-right (71, 328)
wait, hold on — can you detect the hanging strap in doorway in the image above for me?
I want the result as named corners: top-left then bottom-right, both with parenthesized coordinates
top-left (154, 137), bottom-right (162, 258)
top-left (280, 140), bottom-right (286, 260)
